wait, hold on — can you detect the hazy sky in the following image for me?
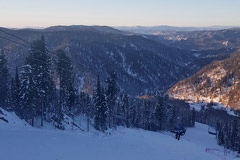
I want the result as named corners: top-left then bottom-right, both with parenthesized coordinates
top-left (1, 0), bottom-right (240, 28)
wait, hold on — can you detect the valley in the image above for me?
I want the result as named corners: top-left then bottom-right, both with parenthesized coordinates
top-left (0, 26), bottom-right (237, 95)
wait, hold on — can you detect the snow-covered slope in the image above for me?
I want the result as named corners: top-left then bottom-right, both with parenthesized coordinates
top-left (0, 107), bottom-right (238, 160)
top-left (189, 102), bottom-right (238, 116)
top-left (0, 107), bottom-right (30, 129)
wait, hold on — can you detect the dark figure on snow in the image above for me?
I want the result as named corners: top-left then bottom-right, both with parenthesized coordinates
top-left (176, 131), bottom-right (181, 140)
top-left (175, 125), bottom-right (186, 140)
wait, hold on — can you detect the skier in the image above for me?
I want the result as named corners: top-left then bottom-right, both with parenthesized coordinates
top-left (175, 125), bottom-right (186, 140)
top-left (175, 131), bottom-right (180, 140)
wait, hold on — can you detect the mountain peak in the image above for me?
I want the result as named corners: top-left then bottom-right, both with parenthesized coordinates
top-left (44, 25), bottom-right (126, 35)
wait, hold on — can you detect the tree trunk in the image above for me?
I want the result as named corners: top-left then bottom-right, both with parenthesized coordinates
top-left (41, 101), bottom-right (44, 127)
top-left (32, 109), bottom-right (34, 127)
top-left (87, 115), bottom-right (90, 132)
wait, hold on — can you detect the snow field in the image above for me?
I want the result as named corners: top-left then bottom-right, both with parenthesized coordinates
top-left (0, 107), bottom-right (238, 160)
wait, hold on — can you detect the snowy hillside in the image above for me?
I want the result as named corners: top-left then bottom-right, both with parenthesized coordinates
top-left (168, 51), bottom-right (240, 110)
top-left (189, 103), bottom-right (238, 116)
top-left (0, 107), bottom-right (238, 160)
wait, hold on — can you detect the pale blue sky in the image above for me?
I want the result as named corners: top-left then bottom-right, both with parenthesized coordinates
top-left (0, 0), bottom-right (239, 28)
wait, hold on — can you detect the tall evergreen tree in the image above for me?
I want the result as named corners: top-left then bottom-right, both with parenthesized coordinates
top-left (169, 105), bottom-right (177, 130)
top-left (154, 96), bottom-right (165, 130)
top-left (94, 75), bottom-right (102, 131)
top-left (94, 75), bottom-right (107, 131)
top-left (223, 123), bottom-right (230, 148)
top-left (86, 94), bottom-right (92, 132)
top-left (14, 66), bottom-right (21, 116)
top-left (20, 65), bottom-right (35, 126)
top-left (123, 94), bottom-right (130, 128)
top-left (100, 87), bottom-right (107, 131)
top-left (114, 93), bottom-right (125, 126)
top-left (25, 35), bottom-right (53, 126)
top-left (191, 108), bottom-right (196, 127)
top-left (0, 50), bottom-right (9, 109)
top-left (10, 78), bottom-right (15, 110)
top-left (56, 49), bottom-right (75, 124)
top-left (106, 71), bottom-right (118, 128)
top-left (230, 119), bottom-right (238, 150)
top-left (218, 126), bottom-right (224, 145)
top-left (143, 101), bottom-right (151, 130)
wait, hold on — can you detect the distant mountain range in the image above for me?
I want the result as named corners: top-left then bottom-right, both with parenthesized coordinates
top-left (0, 25), bottom-right (238, 95)
top-left (116, 26), bottom-right (240, 51)
top-left (115, 25), bottom-right (239, 35)
top-left (155, 28), bottom-right (240, 50)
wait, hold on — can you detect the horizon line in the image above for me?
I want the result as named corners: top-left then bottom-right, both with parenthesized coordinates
top-left (2, 24), bottom-right (240, 30)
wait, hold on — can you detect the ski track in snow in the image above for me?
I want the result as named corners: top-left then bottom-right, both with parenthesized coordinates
top-left (0, 108), bottom-right (238, 160)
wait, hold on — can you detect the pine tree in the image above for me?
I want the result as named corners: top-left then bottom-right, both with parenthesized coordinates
top-left (25, 35), bottom-right (54, 126)
top-left (218, 127), bottom-right (224, 145)
top-left (94, 75), bottom-right (107, 131)
top-left (94, 75), bottom-right (102, 131)
top-left (100, 87), bottom-right (107, 131)
top-left (223, 123), bottom-right (230, 148)
top-left (129, 100), bottom-right (138, 127)
top-left (0, 50), bottom-right (9, 109)
top-left (237, 125), bottom-right (240, 153)
top-left (115, 93), bottom-right (126, 126)
top-left (133, 100), bottom-right (142, 128)
top-left (123, 94), bottom-right (130, 128)
top-left (106, 71), bottom-right (118, 128)
top-left (10, 78), bottom-right (15, 110)
top-left (20, 65), bottom-right (36, 126)
top-left (169, 105), bottom-right (177, 130)
top-left (143, 101), bottom-right (151, 130)
top-left (86, 95), bottom-right (92, 132)
top-left (56, 49), bottom-right (75, 124)
top-left (191, 108), bottom-right (196, 127)
top-left (230, 119), bottom-right (238, 150)
top-left (13, 66), bottom-right (21, 116)
top-left (154, 96), bottom-right (165, 130)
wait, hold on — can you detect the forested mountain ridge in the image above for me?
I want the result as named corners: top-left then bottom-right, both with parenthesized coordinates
top-left (117, 26), bottom-right (240, 51)
top-left (0, 25), bottom-right (235, 95)
top-left (154, 28), bottom-right (240, 50)
top-left (168, 50), bottom-right (240, 110)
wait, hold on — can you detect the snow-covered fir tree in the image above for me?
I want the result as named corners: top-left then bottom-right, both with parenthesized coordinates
top-left (20, 65), bottom-right (35, 126)
top-left (93, 75), bottom-right (107, 131)
top-left (154, 96), bottom-right (165, 130)
top-left (56, 49), bottom-right (76, 125)
top-left (0, 50), bottom-right (9, 110)
top-left (13, 66), bottom-right (21, 116)
top-left (24, 35), bottom-right (54, 126)
top-left (106, 71), bottom-right (118, 128)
